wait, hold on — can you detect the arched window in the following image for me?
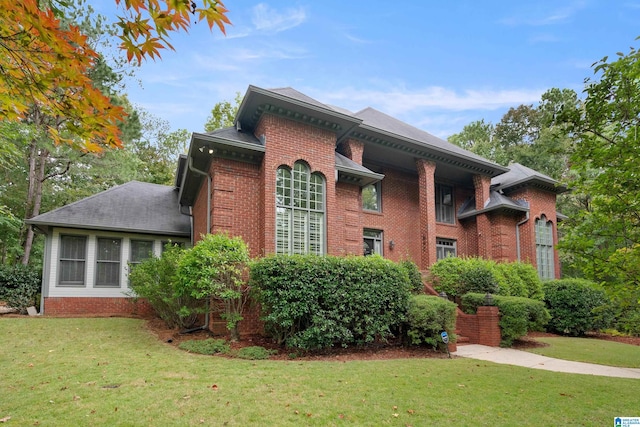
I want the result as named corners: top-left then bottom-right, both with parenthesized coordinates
top-left (276, 162), bottom-right (325, 255)
top-left (535, 215), bottom-right (554, 279)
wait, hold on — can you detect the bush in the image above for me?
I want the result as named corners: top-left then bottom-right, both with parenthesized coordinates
top-left (462, 293), bottom-right (550, 347)
top-left (406, 295), bottom-right (457, 350)
top-left (509, 262), bottom-right (544, 300)
top-left (128, 245), bottom-right (203, 329)
top-left (543, 279), bottom-right (611, 336)
top-left (0, 264), bottom-right (41, 313)
top-left (428, 256), bottom-right (467, 298)
top-left (232, 346), bottom-right (277, 360)
top-left (458, 259), bottom-right (499, 295)
top-left (399, 260), bottom-right (424, 294)
top-left (179, 338), bottom-right (230, 355)
top-left (493, 263), bottom-right (527, 298)
top-left (251, 255), bottom-right (411, 351)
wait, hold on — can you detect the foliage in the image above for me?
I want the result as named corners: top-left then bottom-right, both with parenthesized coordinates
top-left (429, 257), bottom-right (543, 300)
top-left (0, 264), bottom-right (41, 313)
top-left (127, 245), bottom-right (202, 329)
top-left (0, 205), bottom-right (22, 264)
top-left (204, 92), bottom-right (243, 132)
top-left (178, 338), bottom-right (230, 355)
top-left (231, 346), bottom-right (277, 360)
top-left (250, 255), bottom-right (412, 351)
top-left (177, 233), bottom-right (250, 341)
top-left (462, 293), bottom-right (550, 347)
top-left (405, 295), bottom-right (457, 350)
top-left (557, 44), bottom-right (640, 314)
top-left (399, 259), bottom-right (424, 294)
top-left (543, 279), bottom-right (612, 336)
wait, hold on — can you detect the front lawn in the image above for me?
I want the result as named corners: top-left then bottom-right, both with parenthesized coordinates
top-left (1, 318), bottom-right (638, 426)
top-left (525, 336), bottom-right (640, 368)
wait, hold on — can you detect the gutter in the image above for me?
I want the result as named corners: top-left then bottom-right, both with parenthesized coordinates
top-left (188, 156), bottom-right (211, 236)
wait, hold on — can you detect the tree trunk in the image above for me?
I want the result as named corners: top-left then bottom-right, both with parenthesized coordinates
top-left (21, 140), bottom-right (48, 265)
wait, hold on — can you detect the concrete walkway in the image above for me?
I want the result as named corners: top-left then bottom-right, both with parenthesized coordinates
top-left (453, 344), bottom-right (640, 379)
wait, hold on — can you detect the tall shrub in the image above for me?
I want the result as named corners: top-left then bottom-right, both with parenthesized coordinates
top-left (251, 255), bottom-right (411, 350)
top-left (128, 245), bottom-right (201, 329)
top-left (406, 295), bottom-right (456, 350)
top-left (0, 264), bottom-right (41, 313)
top-left (399, 259), bottom-right (424, 294)
top-left (543, 279), bottom-right (611, 336)
top-left (177, 233), bottom-right (250, 341)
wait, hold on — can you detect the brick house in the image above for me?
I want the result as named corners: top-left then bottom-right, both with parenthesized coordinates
top-left (28, 85), bottom-right (565, 320)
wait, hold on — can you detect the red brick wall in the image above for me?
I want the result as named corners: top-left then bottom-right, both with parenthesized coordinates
top-left (44, 297), bottom-right (155, 317)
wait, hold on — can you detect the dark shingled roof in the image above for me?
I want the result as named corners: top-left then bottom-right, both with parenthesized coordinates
top-left (457, 190), bottom-right (529, 220)
top-left (27, 181), bottom-right (190, 236)
top-left (492, 163), bottom-right (567, 193)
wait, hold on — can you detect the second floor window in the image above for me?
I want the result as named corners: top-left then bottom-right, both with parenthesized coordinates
top-left (435, 184), bottom-right (454, 224)
top-left (362, 182), bottom-right (381, 212)
top-left (276, 162), bottom-right (325, 255)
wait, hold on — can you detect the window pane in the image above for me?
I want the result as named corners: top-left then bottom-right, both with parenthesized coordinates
top-left (276, 208), bottom-right (291, 254)
top-left (130, 240), bottom-right (154, 263)
top-left (363, 229), bottom-right (383, 256)
top-left (292, 210), bottom-right (308, 254)
top-left (59, 235), bottom-right (86, 286)
top-left (362, 184), bottom-right (379, 211)
top-left (293, 163), bottom-right (308, 208)
top-left (96, 238), bottom-right (121, 287)
top-left (436, 238), bottom-right (456, 260)
top-left (436, 184), bottom-right (454, 224)
top-left (309, 212), bottom-right (323, 255)
top-left (309, 174), bottom-right (324, 211)
top-left (276, 168), bottom-right (291, 206)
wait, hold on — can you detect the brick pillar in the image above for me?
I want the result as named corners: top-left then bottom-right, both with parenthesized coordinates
top-left (416, 159), bottom-right (437, 270)
top-left (341, 138), bottom-right (365, 165)
top-left (477, 306), bottom-right (501, 347)
top-left (473, 175), bottom-right (492, 258)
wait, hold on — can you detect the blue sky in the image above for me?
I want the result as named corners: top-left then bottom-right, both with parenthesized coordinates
top-left (98, 1), bottom-right (640, 139)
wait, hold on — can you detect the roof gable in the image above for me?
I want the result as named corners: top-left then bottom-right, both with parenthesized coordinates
top-left (27, 181), bottom-right (190, 236)
top-left (492, 163), bottom-right (568, 194)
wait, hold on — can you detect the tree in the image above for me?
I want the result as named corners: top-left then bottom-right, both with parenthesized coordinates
top-left (558, 46), bottom-right (640, 310)
top-left (177, 234), bottom-right (250, 341)
top-left (204, 92), bottom-right (242, 132)
top-left (1, 0), bottom-right (230, 152)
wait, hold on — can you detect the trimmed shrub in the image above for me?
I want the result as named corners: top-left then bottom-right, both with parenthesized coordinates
top-left (509, 262), bottom-right (544, 300)
top-left (428, 256), bottom-right (467, 298)
top-left (0, 264), bottom-right (41, 313)
top-left (543, 279), bottom-right (611, 336)
top-left (250, 255), bottom-right (411, 351)
top-left (399, 260), bottom-right (424, 294)
top-left (462, 293), bottom-right (550, 347)
top-left (406, 295), bottom-right (457, 350)
top-left (494, 263), bottom-right (527, 298)
top-left (128, 245), bottom-right (203, 329)
top-left (179, 338), bottom-right (230, 355)
top-left (458, 258), bottom-right (499, 295)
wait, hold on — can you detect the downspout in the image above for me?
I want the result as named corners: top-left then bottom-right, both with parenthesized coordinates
top-left (516, 211), bottom-right (530, 261)
top-left (181, 156), bottom-right (212, 334)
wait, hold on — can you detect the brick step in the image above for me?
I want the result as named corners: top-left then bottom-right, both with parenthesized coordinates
top-left (456, 335), bottom-right (470, 343)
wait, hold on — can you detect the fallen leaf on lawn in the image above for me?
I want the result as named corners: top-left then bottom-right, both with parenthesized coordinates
top-left (393, 413), bottom-right (399, 417)
top-left (0, 416), bottom-right (11, 423)
top-left (407, 409), bottom-right (415, 414)
top-left (339, 414), bottom-right (345, 419)
top-left (393, 406), bottom-right (398, 410)
top-left (28, 363), bottom-right (34, 367)
top-left (200, 419), bottom-right (204, 424)
top-left (73, 396), bottom-right (80, 401)
top-left (306, 413), bottom-right (312, 417)
top-left (211, 384), bottom-right (218, 390)
top-left (183, 395), bottom-right (191, 400)
top-left (294, 410), bottom-right (299, 415)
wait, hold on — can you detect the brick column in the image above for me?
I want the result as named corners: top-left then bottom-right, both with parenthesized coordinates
top-left (416, 159), bottom-right (437, 269)
top-left (477, 306), bottom-right (501, 347)
top-left (341, 138), bottom-right (365, 165)
top-left (473, 174), bottom-right (492, 258)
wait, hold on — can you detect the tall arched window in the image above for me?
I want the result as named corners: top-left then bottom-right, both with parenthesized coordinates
top-left (535, 215), bottom-right (554, 279)
top-left (276, 162), bottom-right (325, 255)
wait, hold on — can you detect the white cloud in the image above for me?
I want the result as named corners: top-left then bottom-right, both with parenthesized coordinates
top-left (500, 1), bottom-right (587, 26)
top-left (252, 3), bottom-right (307, 33)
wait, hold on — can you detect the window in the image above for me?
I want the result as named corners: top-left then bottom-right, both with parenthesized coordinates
top-left (130, 240), bottom-right (154, 266)
top-left (362, 183), bottom-right (381, 212)
top-left (59, 235), bottom-right (86, 287)
top-left (436, 238), bottom-right (456, 260)
top-left (435, 184), bottom-right (454, 224)
top-left (96, 238), bottom-right (121, 287)
top-left (276, 162), bottom-right (325, 255)
top-left (535, 215), bottom-right (554, 279)
top-left (363, 229), bottom-right (383, 256)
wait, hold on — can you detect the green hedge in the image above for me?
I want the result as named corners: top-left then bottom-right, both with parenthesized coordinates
top-left (462, 293), bottom-right (550, 347)
top-left (543, 279), bottom-right (611, 336)
top-left (429, 257), bottom-right (543, 300)
top-left (406, 295), bottom-right (457, 350)
top-left (0, 264), bottom-right (41, 313)
top-left (250, 255), bottom-right (411, 350)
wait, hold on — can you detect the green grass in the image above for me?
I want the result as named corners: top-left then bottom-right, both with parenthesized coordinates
top-left (526, 336), bottom-right (640, 368)
top-left (1, 318), bottom-right (639, 426)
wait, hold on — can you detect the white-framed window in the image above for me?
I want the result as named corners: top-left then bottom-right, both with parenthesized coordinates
top-left (535, 215), bottom-right (554, 279)
top-left (436, 238), bottom-right (457, 260)
top-left (276, 162), bottom-right (325, 255)
top-left (95, 237), bottom-right (121, 287)
top-left (435, 184), bottom-right (454, 224)
top-left (363, 229), bottom-right (383, 256)
top-left (362, 182), bottom-right (381, 212)
top-left (58, 235), bottom-right (86, 287)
